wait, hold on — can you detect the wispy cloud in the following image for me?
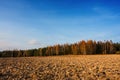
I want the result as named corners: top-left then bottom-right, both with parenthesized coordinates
top-left (28, 39), bottom-right (40, 45)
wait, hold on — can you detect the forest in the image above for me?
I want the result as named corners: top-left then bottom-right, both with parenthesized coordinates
top-left (0, 40), bottom-right (120, 57)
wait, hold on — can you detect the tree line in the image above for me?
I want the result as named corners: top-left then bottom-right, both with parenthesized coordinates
top-left (0, 40), bottom-right (120, 57)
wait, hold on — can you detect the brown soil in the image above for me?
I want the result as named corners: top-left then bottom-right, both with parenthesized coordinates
top-left (0, 55), bottom-right (120, 80)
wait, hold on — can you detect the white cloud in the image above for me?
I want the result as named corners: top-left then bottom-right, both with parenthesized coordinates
top-left (28, 39), bottom-right (40, 45)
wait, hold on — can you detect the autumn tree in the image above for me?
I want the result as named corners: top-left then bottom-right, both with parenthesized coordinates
top-left (46, 46), bottom-right (53, 56)
top-left (80, 40), bottom-right (87, 55)
top-left (86, 40), bottom-right (94, 54)
top-left (71, 43), bottom-right (78, 55)
top-left (17, 50), bottom-right (23, 57)
top-left (93, 41), bottom-right (97, 54)
top-left (63, 44), bottom-right (71, 55)
top-left (55, 44), bottom-right (60, 55)
top-left (38, 48), bottom-right (43, 56)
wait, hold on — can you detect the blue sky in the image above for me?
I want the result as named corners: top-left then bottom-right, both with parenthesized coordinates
top-left (0, 0), bottom-right (120, 50)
